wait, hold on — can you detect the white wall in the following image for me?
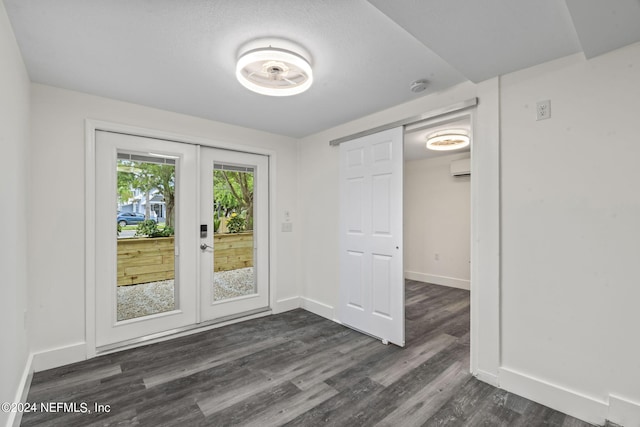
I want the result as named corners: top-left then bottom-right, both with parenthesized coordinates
top-left (499, 42), bottom-right (640, 425)
top-left (297, 81), bottom-right (479, 318)
top-left (28, 84), bottom-right (300, 367)
top-left (404, 153), bottom-right (470, 289)
top-left (0, 3), bottom-right (31, 426)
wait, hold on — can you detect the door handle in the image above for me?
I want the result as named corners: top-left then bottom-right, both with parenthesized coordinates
top-left (200, 243), bottom-right (213, 250)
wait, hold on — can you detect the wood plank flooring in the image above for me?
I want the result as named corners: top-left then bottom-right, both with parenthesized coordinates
top-left (22, 281), bottom-right (595, 426)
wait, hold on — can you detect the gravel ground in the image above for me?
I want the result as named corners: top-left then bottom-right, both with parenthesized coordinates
top-left (117, 267), bottom-right (255, 321)
top-left (213, 267), bottom-right (255, 301)
top-left (117, 280), bottom-right (175, 321)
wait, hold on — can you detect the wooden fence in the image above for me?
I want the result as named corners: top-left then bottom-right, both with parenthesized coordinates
top-left (117, 232), bottom-right (253, 286)
top-left (213, 232), bottom-right (253, 272)
top-left (117, 237), bottom-right (175, 286)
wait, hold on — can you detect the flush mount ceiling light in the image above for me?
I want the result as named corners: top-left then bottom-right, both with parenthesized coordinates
top-left (236, 40), bottom-right (313, 97)
top-left (426, 130), bottom-right (470, 151)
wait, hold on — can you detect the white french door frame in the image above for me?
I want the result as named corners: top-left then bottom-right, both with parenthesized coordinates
top-left (85, 119), bottom-right (279, 358)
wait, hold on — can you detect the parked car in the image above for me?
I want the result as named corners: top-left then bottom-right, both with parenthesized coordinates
top-left (117, 212), bottom-right (154, 226)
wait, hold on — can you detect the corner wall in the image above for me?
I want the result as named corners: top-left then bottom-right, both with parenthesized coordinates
top-left (28, 84), bottom-right (300, 369)
top-left (0, 2), bottom-right (31, 426)
top-left (499, 43), bottom-right (640, 425)
top-left (404, 152), bottom-right (471, 289)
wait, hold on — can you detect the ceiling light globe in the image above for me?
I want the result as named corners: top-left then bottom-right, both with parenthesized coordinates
top-left (425, 130), bottom-right (470, 151)
top-left (236, 47), bottom-right (313, 97)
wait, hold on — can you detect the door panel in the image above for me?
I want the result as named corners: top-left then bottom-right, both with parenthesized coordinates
top-left (372, 254), bottom-right (392, 318)
top-left (346, 178), bottom-right (364, 232)
top-left (372, 173), bottom-right (392, 234)
top-left (339, 127), bottom-right (404, 346)
top-left (199, 147), bottom-right (269, 321)
top-left (346, 250), bottom-right (365, 309)
top-left (95, 131), bottom-right (197, 348)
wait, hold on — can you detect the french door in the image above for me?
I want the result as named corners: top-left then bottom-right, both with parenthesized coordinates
top-left (338, 127), bottom-right (405, 347)
top-left (199, 147), bottom-right (269, 321)
top-left (94, 131), bottom-right (269, 349)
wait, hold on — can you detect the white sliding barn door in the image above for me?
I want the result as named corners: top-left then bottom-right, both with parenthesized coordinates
top-left (339, 127), bottom-right (405, 347)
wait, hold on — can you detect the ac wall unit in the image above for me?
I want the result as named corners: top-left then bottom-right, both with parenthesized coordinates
top-left (450, 158), bottom-right (471, 176)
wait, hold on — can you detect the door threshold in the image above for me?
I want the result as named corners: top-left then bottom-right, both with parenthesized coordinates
top-left (96, 307), bottom-right (272, 356)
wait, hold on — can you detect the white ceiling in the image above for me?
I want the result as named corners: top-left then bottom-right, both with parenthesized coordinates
top-left (4, 0), bottom-right (640, 138)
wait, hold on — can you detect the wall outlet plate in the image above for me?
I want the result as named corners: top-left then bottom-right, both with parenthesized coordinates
top-left (536, 100), bottom-right (551, 120)
top-left (282, 222), bottom-right (293, 232)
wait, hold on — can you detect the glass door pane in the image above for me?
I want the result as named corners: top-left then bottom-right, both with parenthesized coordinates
top-left (116, 154), bottom-right (176, 321)
top-left (212, 164), bottom-right (257, 301)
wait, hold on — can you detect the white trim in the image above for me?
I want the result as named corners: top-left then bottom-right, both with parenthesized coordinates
top-left (86, 119), bottom-right (278, 156)
top-left (274, 296), bottom-right (301, 313)
top-left (85, 122), bottom-right (97, 359)
top-left (32, 343), bottom-right (86, 372)
top-left (195, 145), bottom-right (202, 323)
top-left (301, 297), bottom-right (334, 320)
top-left (474, 369), bottom-right (499, 387)
top-left (268, 154), bottom-right (279, 319)
top-left (499, 367), bottom-right (607, 425)
top-left (470, 78), bottom-right (501, 379)
top-left (84, 119), bottom-right (279, 360)
top-left (404, 272), bottom-right (470, 291)
top-left (7, 353), bottom-right (33, 427)
top-left (608, 394), bottom-right (640, 427)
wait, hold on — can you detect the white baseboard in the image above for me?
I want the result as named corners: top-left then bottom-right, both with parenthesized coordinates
top-left (7, 353), bottom-right (33, 427)
top-left (405, 271), bottom-right (470, 290)
top-left (300, 297), bottom-right (334, 320)
top-left (608, 394), bottom-right (640, 427)
top-left (32, 342), bottom-right (86, 372)
top-left (274, 296), bottom-right (301, 313)
top-left (474, 369), bottom-right (499, 387)
top-left (499, 367), bottom-right (607, 425)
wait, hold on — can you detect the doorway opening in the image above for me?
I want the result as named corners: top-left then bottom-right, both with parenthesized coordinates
top-left (211, 163), bottom-right (257, 301)
top-left (402, 112), bottom-right (472, 349)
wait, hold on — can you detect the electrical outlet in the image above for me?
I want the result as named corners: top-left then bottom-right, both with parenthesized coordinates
top-left (434, 253), bottom-right (439, 261)
top-left (536, 100), bottom-right (551, 120)
top-left (282, 222), bottom-right (293, 232)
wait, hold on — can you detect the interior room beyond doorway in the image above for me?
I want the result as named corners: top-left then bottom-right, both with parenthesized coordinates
top-left (403, 114), bottom-right (472, 350)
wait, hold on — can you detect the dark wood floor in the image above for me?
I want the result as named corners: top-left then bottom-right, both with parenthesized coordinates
top-left (22, 281), bottom-right (595, 426)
